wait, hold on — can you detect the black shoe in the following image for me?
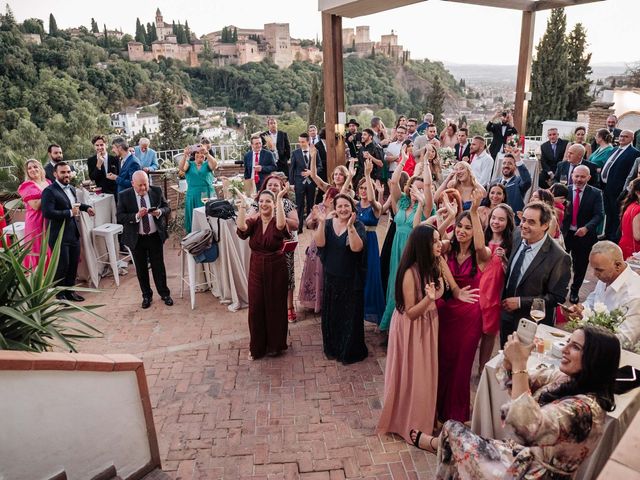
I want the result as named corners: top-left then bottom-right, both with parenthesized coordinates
top-left (569, 293), bottom-right (580, 304)
top-left (298, 228), bottom-right (303, 235)
top-left (56, 293), bottom-right (67, 301)
top-left (162, 296), bottom-right (174, 306)
top-left (141, 297), bottom-right (152, 309)
top-left (66, 292), bottom-right (85, 302)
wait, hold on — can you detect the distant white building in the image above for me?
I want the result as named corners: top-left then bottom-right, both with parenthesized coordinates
top-left (110, 109), bottom-right (160, 137)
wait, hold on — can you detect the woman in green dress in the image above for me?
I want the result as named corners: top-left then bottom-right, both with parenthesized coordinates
top-left (380, 147), bottom-right (434, 333)
top-left (179, 144), bottom-right (218, 233)
top-left (588, 128), bottom-right (615, 169)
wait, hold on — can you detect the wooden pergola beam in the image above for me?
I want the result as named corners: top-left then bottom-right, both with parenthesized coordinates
top-left (514, 10), bottom-right (536, 134)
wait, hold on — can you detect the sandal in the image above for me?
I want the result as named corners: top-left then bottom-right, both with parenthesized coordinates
top-left (409, 429), bottom-right (437, 454)
top-left (288, 308), bottom-right (297, 323)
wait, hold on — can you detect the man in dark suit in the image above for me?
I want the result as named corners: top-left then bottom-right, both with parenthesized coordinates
top-left (262, 117), bottom-right (291, 174)
top-left (289, 133), bottom-right (319, 233)
top-left (117, 171), bottom-right (173, 309)
top-left (493, 152), bottom-right (532, 222)
top-left (244, 134), bottom-right (277, 190)
top-left (42, 162), bottom-right (95, 301)
top-left (539, 128), bottom-right (569, 187)
top-left (87, 135), bottom-right (120, 197)
top-left (486, 110), bottom-right (517, 160)
top-left (109, 137), bottom-right (141, 194)
top-left (591, 115), bottom-right (622, 151)
top-left (500, 202), bottom-right (571, 346)
top-left (561, 165), bottom-right (604, 303)
top-left (454, 128), bottom-right (471, 162)
top-left (44, 144), bottom-right (75, 182)
top-left (601, 130), bottom-right (640, 241)
top-left (554, 144), bottom-right (598, 187)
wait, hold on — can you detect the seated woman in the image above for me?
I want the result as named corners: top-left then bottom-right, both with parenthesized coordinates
top-left (410, 325), bottom-right (620, 480)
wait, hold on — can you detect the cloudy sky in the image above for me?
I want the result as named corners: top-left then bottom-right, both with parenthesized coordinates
top-left (6, 0), bottom-right (637, 65)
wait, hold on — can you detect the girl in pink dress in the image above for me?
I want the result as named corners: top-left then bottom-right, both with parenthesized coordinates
top-left (17, 159), bottom-right (51, 268)
top-left (477, 203), bottom-right (515, 376)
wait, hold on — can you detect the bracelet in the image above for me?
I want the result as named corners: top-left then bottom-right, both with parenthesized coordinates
top-left (512, 369), bottom-right (528, 376)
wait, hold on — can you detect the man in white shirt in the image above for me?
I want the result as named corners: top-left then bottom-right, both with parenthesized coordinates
top-left (468, 136), bottom-right (494, 187)
top-left (567, 241), bottom-right (640, 350)
top-left (384, 125), bottom-right (406, 175)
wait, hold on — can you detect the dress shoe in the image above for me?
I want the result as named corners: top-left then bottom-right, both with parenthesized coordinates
top-left (66, 292), bottom-right (85, 302)
top-left (141, 297), bottom-right (152, 309)
top-left (162, 296), bottom-right (174, 306)
top-left (569, 293), bottom-right (580, 304)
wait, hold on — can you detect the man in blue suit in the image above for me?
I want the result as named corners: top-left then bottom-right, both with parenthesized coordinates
top-left (109, 137), bottom-right (141, 194)
top-left (492, 152), bottom-right (531, 223)
top-left (600, 130), bottom-right (640, 241)
top-left (244, 134), bottom-right (276, 190)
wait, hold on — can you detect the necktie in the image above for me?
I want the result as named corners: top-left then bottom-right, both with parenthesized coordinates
top-left (571, 188), bottom-right (581, 228)
top-left (254, 152), bottom-right (260, 184)
top-left (459, 145), bottom-right (463, 160)
top-left (551, 143), bottom-right (557, 158)
top-left (506, 243), bottom-right (532, 296)
top-left (601, 148), bottom-right (622, 183)
top-left (140, 196), bottom-right (150, 234)
top-left (303, 151), bottom-right (310, 183)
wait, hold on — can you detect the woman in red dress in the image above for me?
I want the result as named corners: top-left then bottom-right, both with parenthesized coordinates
top-left (619, 178), bottom-right (640, 260)
top-left (236, 188), bottom-right (290, 360)
top-left (17, 159), bottom-right (51, 267)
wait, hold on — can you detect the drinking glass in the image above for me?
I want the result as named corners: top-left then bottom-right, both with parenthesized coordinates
top-left (530, 298), bottom-right (545, 323)
top-left (200, 191), bottom-right (209, 206)
top-left (560, 174), bottom-right (568, 185)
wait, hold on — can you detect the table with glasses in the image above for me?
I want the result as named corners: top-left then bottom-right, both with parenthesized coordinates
top-left (191, 206), bottom-right (250, 311)
top-left (471, 323), bottom-right (640, 480)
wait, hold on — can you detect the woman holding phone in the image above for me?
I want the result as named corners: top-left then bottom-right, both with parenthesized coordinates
top-left (179, 144), bottom-right (217, 233)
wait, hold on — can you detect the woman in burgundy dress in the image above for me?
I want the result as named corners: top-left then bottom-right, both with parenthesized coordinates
top-left (236, 188), bottom-right (290, 360)
top-left (436, 190), bottom-right (487, 423)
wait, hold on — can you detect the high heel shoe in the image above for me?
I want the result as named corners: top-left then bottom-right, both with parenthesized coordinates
top-left (288, 307), bottom-right (297, 323)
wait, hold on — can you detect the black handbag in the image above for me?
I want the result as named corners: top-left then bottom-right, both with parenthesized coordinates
top-left (205, 199), bottom-right (235, 220)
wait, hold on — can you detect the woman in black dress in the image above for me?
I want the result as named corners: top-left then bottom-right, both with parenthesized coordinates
top-left (314, 194), bottom-right (368, 364)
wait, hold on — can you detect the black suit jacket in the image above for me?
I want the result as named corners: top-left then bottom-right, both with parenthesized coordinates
top-left (262, 130), bottom-right (291, 172)
top-left (603, 146), bottom-right (640, 200)
top-left (554, 159), bottom-right (598, 187)
top-left (41, 182), bottom-right (90, 246)
top-left (502, 233), bottom-right (571, 325)
top-left (87, 154), bottom-right (120, 195)
top-left (486, 121), bottom-right (518, 159)
top-left (454, 142), bottom-right (471, 161)
top-left (315, 141), bottom-right (328, 182)
top-left (289, 148), bottom-right (321, 187)
top-left (116, 186), bottom-right (170, 250)
top-left (561, 184), bottom-right (604, 239)
top-left (540, 139), bottom-right (569, 176)
top-left (44, 162), bottom-right (75, 182)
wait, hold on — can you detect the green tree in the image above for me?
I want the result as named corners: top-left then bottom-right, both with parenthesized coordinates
top-left (146, 22), bottom-right (157, 43)
top-left (370, 45), bottom-right (375, 58)
top-left (566, 23), bottom-right (593, 118)
top-left (91, 17), bottom-right (99, 33)
top-left (374, 108), bottom-right (396, 128)
top-left (135, 18), bottom-right (146, 45)
top-left (48, 13), bottom-right (58, 36)
top-left (157, 88), bottom-right (185, 149)
top-left (526, 8), bottom-right (570, 134)
top-left (314, 76), bottom-right (325, 128)
top-left (424, 74), bottom-right (445, 131)
top-left (4, 4), bottom-right (15, 26)
top-left (232, 27), bottom-right (238, 43)
top-left (307, 73), bottom-right (319, 126)
top-left (184, 20), bottom-right (191, 43)
top-left (22, 18), bottom-right (44, 36)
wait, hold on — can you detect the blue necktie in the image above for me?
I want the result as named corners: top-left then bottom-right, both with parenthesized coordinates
top-left (506, 243), bottom-right (531, 296)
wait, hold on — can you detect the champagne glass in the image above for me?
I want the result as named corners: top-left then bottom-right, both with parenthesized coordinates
top-left (200, 191), bottom-right (209, 206)
top-left (530, 298), bottom-right (545, 323)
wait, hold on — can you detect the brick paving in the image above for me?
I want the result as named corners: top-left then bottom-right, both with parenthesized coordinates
top-left (77, 214), bottom-right (596, 480)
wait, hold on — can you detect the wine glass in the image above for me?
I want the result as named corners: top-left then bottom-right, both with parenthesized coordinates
top-left (559, 175), bottom-right (568, 185)
top-left (200, 191), bottom-right (209, 206)
top-left (530, 298), bottom-right (545, 323)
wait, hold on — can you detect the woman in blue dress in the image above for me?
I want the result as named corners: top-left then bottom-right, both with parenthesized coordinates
top-left (179, 145), bottom-right (217, 233)
top-left (380, 147), bottom-right (434, 333)
top-left (356, 159), bottom-right (385, 324)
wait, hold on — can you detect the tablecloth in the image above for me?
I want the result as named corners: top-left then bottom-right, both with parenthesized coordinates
top-left (471, 324), bottom-right (640, 480)
top-left (191, 207), bottom-right (250, 311)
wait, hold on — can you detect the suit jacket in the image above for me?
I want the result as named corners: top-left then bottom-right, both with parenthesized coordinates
top-left (87, 154), bottom-right (120, 195)
top-left (44, 162), bottom-right (75, 182)
top-left (454, 142), bottom-right (471, 161)
top-left (346, 131), bottom-right (362, 158)
top-left (561, 184), bottom-right (604, 239)
top-left (41, 182), bottom-right (90, 247)
top-left (116, 186), bottom-right (170, 250)
top-left (486, 121), bottom-right (518, 159)
top-left (623, 156), bottom-right (640, 194)
top-left (261, 130), bottom-right (291, 172)
top-left (289, 148), bottom-right (320, 187)
top-left (315, 141), bottom-right (328, 182)
top-left (602, 146), bottom-right (640, 200)
top-left (540, 139), bottom-right (569, 176)
top-left (502, 232), bottom-right (571, 325)
top-left (554, 159), bottom-right (598, 187)
top-left (494, 162), bottom-right (532, 216)
top-left (243, 149), bottom-right (277, 189)
top-left (116, 154), bottom-right (141, 193)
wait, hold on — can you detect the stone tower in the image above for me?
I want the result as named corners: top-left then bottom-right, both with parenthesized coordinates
top-left (264, 23), bottom-right (292, 68)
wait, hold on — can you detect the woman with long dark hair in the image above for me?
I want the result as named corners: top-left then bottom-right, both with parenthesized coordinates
top-left (619, 178), bottom-right (640, 259)
top-left (477, 183), bottom-right (507, 228)
top-left (411, 326), bottom-right (620, 480)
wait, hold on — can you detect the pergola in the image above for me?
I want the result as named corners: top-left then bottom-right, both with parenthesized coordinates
top-left (319, 0), bottom-right (605, 174)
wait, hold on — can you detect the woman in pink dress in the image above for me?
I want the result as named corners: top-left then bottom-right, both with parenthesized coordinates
top-left (436, 190), bottom-right (487, 424)
top-left (477, 203), bottom-right (515, 376)
top-left (619, 178), bottom-right (640, 260)
top-left (17, 159), bottom-right (51, 268)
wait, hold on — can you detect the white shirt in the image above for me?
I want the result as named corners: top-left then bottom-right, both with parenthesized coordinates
top-left (56, 180), bottom-right (76, 217)
top-left (134, 192), bottom-right (158, 235)
top-left (470, 150), bottom-right (494, 187)
top-left (385, 141), bottom-right (402, 172)
top-left (510, 234), bottom-right (548, 287)
top-left (269, 131), bottom-right (279, 160)
top-left (585, 266), bottom-right (640, 350)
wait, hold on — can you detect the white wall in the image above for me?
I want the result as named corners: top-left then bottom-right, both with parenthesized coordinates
top-left (0, 370), bottom-right (151, 480)
top-left (541, 119), bottom-right (587, 140)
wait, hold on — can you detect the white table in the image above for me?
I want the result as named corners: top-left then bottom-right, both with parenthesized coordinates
top-left (471, 324), bottom-right (640, 480)
top-left (191, 207), bottom-right (250, 311)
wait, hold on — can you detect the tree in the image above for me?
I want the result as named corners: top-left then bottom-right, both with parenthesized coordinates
top-left (135, 18), bottom-right (146, 45)
top-left (48, 13), bottom-right (58, 36)
top-left (184, 20), bottom-right (191, 43)
top-left (146, 22), bottom-right (157, 43)
top-left (374, 108), bottom-right (396, 128)
top-left (307, 74), bottom-right (319, 126)
top-left (424, 74), bottom-right (446, 131)
top-left (526, 8), bottom-right (570, 135)
top-left (232, 27), bottom-right (238, 43)
top-left (566, 23), bottom-right (593, 118)
top-left (4, 5), bottom-right (15, 26)
top-left (22, 18), bottom-right (44, 36)
top-left (157, 88), bottom-right (185, 149)
top-left (314, 76), bottom-right (325, 128)
top-left (91, 17), bottom-right (99, 33)
top-left (370, 45), bottom-right (375, 58)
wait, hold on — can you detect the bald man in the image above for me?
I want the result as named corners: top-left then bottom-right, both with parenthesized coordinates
top-left (561, 165), bottom-right (604, 303)
top-left (554, 143), bottom-right (598, 187)
top-left (566, 241), bottom-right (640, 350)
top-left (600, 130), bottom-right (640, 241)
top-left (117, 170), bottom-right (173, 309)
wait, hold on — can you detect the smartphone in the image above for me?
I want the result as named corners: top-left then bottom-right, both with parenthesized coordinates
top-left (148, 207), bottom-right (158, 212)
top-left (516, 318), bottom-right (538, 346)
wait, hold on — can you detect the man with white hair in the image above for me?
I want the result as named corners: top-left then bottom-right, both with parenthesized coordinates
top-left (566, 241), bottom-right (640, 350)
top-left (134, 138), bottom-right (159, 173)
top-left (117, 170), bottom-right (172, 309)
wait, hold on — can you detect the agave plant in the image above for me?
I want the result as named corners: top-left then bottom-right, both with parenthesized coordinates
top-left (0, 229), bottom-right (103, 352)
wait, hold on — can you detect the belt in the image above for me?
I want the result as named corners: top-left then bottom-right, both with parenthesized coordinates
top-left (365, 226), bottom-right (377, 232)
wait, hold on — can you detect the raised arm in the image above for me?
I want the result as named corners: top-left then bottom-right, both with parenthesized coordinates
top-left (206, 151), bottom-right (218, 172)
top-left (434, 170), bottom-right (456, 202)
top-left (421, 157), bottom-right (434, 218)
top-left (347, 214), bottom-right (364, 252)
top-left (275, 189), bottom-right (287, 231)
top-left (309, 144), bottom-right (330, 192)
top-left (470, 189), bottom-right (491, 265)
top-left (178, 147), bottom-right (191, 173)
top-left (364, 159), bottom-right (381, 217)
top-left (389, 147), bottom-right (407, 210)
top-left (236, 199), bottom-right (248, 232)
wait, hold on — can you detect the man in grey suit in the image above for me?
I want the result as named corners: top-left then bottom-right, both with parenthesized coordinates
top-left (500, 202), bottom-right (571, 346)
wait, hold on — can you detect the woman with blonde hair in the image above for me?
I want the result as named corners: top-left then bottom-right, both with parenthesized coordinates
top-left (17, 159), bottom-right (51, 267)
top-left (436, 160), bottom-right (485, 211)
top-left (309, 143), bottom-right (353, 196)
top-left (415, 144), bottom-right (443, 186)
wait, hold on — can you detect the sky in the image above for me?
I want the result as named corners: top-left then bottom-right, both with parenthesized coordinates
top-left (5, 0), bottom-right (638, 65)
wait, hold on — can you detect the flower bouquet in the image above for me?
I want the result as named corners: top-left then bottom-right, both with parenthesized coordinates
top-left (438, 147), bottom-right (456, 168)
top-left (567, 303), bottom-right (635, 349)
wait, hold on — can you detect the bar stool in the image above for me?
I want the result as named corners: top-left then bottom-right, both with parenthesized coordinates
top-left (91, 223), bottom-right (132, 286)
top-left (179, 249), bottom-right (212, 310)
